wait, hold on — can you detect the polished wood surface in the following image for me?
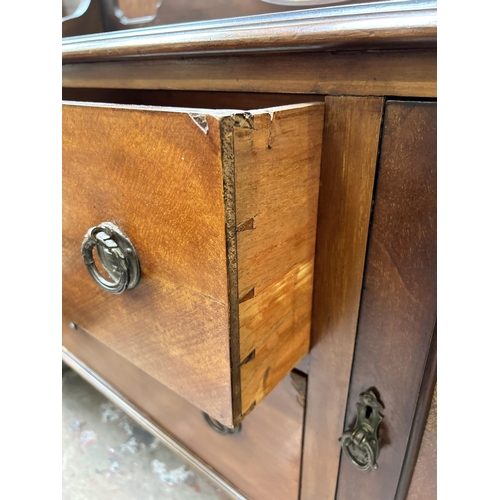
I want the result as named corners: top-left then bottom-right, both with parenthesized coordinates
top-left (62, 100), bottom-right (323, 425)
top-left (62, 102), bottom-right (234, 423)
top-left (62, 1), bottom-right (436, 62)
top-left (234, 105), bottom-right (323, 415)
top-left (300, 96), bottom-right (384, 499)
top-left (335, 101), bottom-right (437, 499)
top-left (63, 322), bottom-right (305, 500)
top-left (62, 49), bottom-right (436, 98)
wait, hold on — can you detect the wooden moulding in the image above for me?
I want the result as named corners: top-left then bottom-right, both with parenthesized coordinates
top-left (62, 100), bottom-right (323, 426)
top-left (62, 49), bottom-right (437, 98)
top-left (62, 0), bottom-right (436, 62)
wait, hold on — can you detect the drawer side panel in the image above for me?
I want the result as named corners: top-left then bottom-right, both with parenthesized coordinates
top-left (234, 103), bottom-right (324, 417)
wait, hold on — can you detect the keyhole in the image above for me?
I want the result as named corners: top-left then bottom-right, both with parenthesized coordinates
top-left (365, 405), bottom-right (373, 419)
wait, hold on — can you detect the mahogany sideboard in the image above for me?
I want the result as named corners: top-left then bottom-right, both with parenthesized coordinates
top-left (62, 1), bottom-right (437, 498)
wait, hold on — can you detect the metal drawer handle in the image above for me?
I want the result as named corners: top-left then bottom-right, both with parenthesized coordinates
top-left (339, 390), bottom-right (383, 472)
top-left (202, 412), bottom-right (241, 435)
top-left (81, 222), bottom-right (140, 294)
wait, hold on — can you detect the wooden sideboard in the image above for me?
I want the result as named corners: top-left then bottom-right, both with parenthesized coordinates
top-left (62, 1), bottom-right (437, 498)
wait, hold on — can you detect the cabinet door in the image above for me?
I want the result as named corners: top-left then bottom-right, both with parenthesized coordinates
top-left (336, 101), bottom-right (437, 499)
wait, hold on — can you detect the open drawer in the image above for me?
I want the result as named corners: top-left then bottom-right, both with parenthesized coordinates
top-left (62, 100), bottom-right (323, 426)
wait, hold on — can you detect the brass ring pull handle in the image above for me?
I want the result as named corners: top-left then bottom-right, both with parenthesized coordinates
top-left (81, 222), bottom-right (140, 294)
top-left (339, 390), bottom-right (383, 472)
top-left (341, 428), bottom-right (378, 472)
top-left (202, 412), bottom-right (242, 435)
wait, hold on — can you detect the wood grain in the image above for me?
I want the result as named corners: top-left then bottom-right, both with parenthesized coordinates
top-left (300, 96), bottom-right (384, 500)
top-left (62, 1), bottom-right (436, 62)
top-left (335, 101), bottom-right (437, 500)
top-left (63, 102), bottom-right (234, 423)
top-left (63, 322), bottom-right (305, 500)
top-left (62, 100), bottom-right (323, 425)
top-left (62, 49), bottom-right (437, 98)
top-left (234, 105), bottom-right (324, 416)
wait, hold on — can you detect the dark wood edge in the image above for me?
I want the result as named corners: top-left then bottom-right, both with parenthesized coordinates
top-left (62, 0), bottom-right (436, 62)
top-left (62, 346), bottom-right (249, 500)
top-left (394, 323), bottom-right (437, 500)
top-left (220, 115), bottom-right (243, 425)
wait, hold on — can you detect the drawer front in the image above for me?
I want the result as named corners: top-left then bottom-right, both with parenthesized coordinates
top-left (63, 101), bottom-right (323, 425)
top-left (63, 103), bottom-right (234, 422)
top-left (63, 323), bottom-right (305, 500)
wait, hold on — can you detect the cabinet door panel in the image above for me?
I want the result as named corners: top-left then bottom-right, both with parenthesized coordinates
top-left (336, 101), bottom-right (436, 499)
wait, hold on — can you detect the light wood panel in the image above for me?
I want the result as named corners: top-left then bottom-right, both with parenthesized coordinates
top-left (234, 105), bottom-right (323, 415)
top-left (62, 49), bottom-right (437, 98)
top-left (300, 96), bottom-right (384, 499)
